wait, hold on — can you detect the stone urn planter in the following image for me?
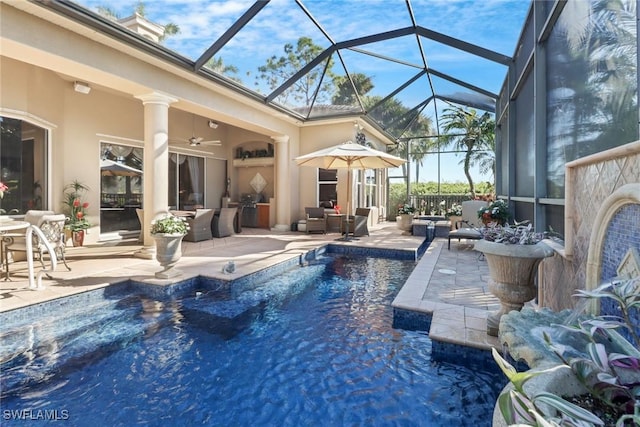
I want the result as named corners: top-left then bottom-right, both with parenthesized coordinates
top-left (447, 215), bottom-right (462, 231)
top-left (150, 213), bottom-right (189, 279)
top-left (153, 233), bottom-right (185, 279)
top-left (396, 214), bottom-right (414, 232)
top-left (474, 239), bottom-right (554, 336)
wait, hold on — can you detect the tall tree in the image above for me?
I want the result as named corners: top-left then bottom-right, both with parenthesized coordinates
top-left (410, 138), bottom-right (434, 184)
top-left (439, 107), bottom-right (495, 199)
top-left (255, 37), bottom-right (334, 106)
top-left (331, 73), bottom-right (374, 105)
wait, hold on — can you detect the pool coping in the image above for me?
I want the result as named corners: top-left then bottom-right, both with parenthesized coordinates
top-left (0, 243), bottom-right (416, 324)
top-left (391, 239), bottom-right (500, 353)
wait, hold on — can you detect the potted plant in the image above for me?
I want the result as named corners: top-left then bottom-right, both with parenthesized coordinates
top-left (63, 180), bottom-right (90, 247)
top-left (474, 224), bottom-right (554, 336)
top-left (396, 203), bottom-right (415, 232)
top-left (150, 213), bottom-right (189, 279)
top-left (477, 199), bottom-right (510, 226)
top-left (0, 181), bottom-right (8, 199)
top-left (445, 203), bottom-right (463, 231)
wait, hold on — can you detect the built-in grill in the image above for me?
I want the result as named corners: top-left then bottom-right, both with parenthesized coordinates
top-left (240, 193), bottom-right (261, 227)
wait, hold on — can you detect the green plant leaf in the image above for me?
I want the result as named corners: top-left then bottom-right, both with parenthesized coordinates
top-left (497, 391), bottom-right (518, 423)
top-left (587, 343), bottom-right (610, 372)
top-left (533, 392), bottom-right (605, 425)
top-left (510, 390), bottom-right (537, 424)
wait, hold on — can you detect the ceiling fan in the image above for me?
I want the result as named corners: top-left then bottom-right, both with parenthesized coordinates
top-left (187, 136), bottom-right (221, 147)
top-left (174, 114), bottom-right (222, 147)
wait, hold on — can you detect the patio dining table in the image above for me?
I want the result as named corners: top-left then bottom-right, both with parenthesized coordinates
top-left (1, 220), bottom-right (30, 280)
top-left (170, 210), bottom-right (197, 218)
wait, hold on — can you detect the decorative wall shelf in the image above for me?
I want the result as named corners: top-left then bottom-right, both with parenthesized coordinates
top-left (232, 157), bottom-right (274, 168)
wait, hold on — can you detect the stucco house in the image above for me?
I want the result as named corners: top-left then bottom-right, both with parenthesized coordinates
top-left (0, 2), bottom-right (395, 255)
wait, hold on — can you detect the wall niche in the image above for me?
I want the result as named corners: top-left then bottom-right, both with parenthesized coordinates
top-left (233, 141), bottom-right (274, 167)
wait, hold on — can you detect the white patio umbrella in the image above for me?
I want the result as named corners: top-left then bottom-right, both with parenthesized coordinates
top-left (100, 159), bottom-right (142, 177)
top-left (295, 141), bottom-right (406, 240)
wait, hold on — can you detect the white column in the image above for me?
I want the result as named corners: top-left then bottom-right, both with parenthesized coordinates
top-left (134, 92), bottom-right (177, 259)
top-left (271, 135), bottom-right (291, 231)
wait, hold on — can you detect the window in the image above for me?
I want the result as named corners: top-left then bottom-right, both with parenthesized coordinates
top-left (0, 116), bottom-right (48, 215)
top-left (169, 153), bottom-right (204, 210)
top-left (318, 168), bottom-right (337, 208)
top-left (100, 143), bottom-right (143, 234)
top-left (364, 169), bottom-right (377, 207)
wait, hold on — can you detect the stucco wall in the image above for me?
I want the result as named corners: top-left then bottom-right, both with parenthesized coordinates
top-left (297, 122), bottom-right (390, 223)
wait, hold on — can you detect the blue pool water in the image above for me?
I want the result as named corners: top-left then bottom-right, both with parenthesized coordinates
top-left (1, 255), bottom-right (504, 426)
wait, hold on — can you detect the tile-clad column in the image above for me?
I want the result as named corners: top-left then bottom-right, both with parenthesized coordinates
top-left (134, 92), bottom-right (177, 259)
top-left (271, 135), bottom-right (291, 231)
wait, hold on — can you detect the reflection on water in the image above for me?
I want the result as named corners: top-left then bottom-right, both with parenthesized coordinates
top-left (1, 255), bottom-right (504, 427)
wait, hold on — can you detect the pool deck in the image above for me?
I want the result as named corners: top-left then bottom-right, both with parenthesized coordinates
top-left (0, 222), bottom-right (500, 351)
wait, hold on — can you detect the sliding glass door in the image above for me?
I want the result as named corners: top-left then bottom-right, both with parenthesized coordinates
top-left (100, 143), bottom-right (143, 235)
top-left (168, 153), bottom-right (204, 210)
top-left (0, 117), bottom-right (48, 215)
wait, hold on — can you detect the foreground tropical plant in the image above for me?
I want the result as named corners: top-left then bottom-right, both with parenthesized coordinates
top-left (492, 348), bottom-right (605, 426)
top-left (494, 276), bottom-right (640, 426)
top-left (546, 278), bottom-right (640, 423)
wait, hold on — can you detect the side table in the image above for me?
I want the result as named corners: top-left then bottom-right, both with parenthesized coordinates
top-left (326, 214), bottom-right (344, 233)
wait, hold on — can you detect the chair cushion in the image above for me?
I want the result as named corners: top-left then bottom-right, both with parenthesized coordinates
top-left (449, 228), bottom-right (482, 239)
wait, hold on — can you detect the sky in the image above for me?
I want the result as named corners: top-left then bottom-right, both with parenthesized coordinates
top-left (73, 0), bottom-right (531, 185)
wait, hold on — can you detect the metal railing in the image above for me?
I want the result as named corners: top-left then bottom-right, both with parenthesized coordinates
top-left (395, 194), bottom-right (474, 217)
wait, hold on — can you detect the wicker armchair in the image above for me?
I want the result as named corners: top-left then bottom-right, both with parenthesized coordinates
top-left (213, 207), bottom-right (237, 238)
top-left (305, 207), bottom-right (326, 234)
top-left (184, 209), bottom-right (215, 242)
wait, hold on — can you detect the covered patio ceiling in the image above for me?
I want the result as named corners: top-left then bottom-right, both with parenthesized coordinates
top-left (38, 0), bottom-right (528, 142)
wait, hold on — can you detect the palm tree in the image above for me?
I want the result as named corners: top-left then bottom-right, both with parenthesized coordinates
top-left (470, 130), bottom-right (495, 182)
top-left (439, 106), bottom-right (495, 199)
top-left (206, 57), bottom-right (242, 83)
top-left (409, 138), bottom-right (433, 184)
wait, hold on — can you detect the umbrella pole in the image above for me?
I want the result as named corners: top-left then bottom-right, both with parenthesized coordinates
top-left (340, 166), bottom-right (352, 242)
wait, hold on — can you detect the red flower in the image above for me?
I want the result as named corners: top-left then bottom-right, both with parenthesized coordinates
top-left (82, 202), bottom-right (89, 209)
top-left (73, 198), bottom-right (80, 207)
top-left (76, 212), bottom-right (84, 219)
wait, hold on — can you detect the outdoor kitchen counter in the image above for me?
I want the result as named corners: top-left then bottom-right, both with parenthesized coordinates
top-left (256, 203), bottom-right (270, 228)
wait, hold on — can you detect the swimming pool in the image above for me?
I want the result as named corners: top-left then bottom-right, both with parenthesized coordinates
top-left (1, 254), bottom-right (504, 426)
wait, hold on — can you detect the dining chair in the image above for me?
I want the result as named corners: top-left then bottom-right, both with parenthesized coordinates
top-left (347, 208), bottom-right (370, 237)
top-left (184, 208), bottom-right (215, 242)
top-left (213, 207), bottom-right (237, 238)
